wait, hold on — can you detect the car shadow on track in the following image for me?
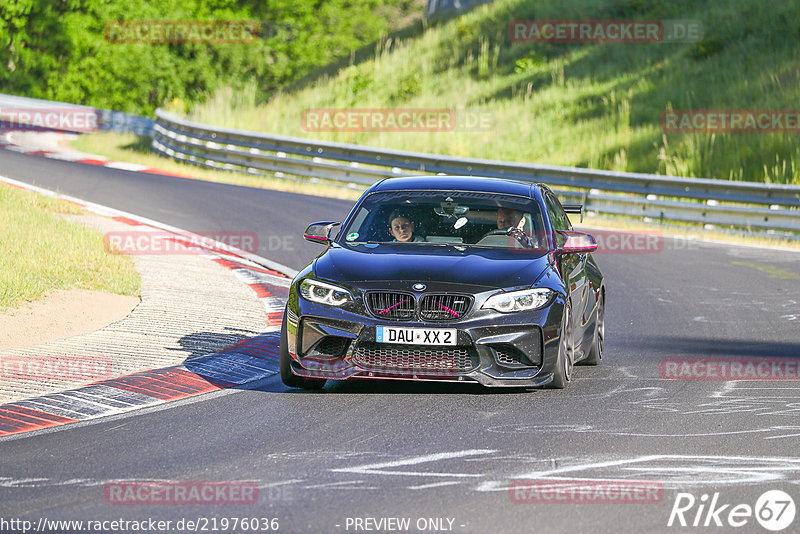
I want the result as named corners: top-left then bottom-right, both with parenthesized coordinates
top-left (323, 380), bottom-right (539, 395)
top-left (173, 331), bottom-right (549, 396)
top-left (171, 328), bottom-right (263, 359)
top-left (618, 336), bottom-right (800, 359)
top-left (251, 378), bottom-right (539, 396)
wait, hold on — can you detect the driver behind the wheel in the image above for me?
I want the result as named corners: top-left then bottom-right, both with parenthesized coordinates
top-left (388, 210), bottom-right (425, 242)
top-left (494, 207), bottom-right (540, 249)
top-left (496, 207), bottom-right (526, 231)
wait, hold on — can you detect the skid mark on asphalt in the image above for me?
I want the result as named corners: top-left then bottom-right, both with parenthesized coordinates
top-left (475, 455), bottom-right (800, 492)
top-left (691, 380), bottom-right (800, 424)
top-left (612, 379), bottom-right (800, 422)
top-left (472, 376), bottom-right (800, 441)
top-left (324, 452), bottom-right (800, 492)
top-left (5, 452), bottom-right (800, 497)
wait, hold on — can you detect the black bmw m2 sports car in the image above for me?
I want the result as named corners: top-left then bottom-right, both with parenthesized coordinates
top-left (280, 176), bottom-right (605, 389)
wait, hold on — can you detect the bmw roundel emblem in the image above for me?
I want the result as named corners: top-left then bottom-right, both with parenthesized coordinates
top-left (412, 283), bottom-right (426, 291)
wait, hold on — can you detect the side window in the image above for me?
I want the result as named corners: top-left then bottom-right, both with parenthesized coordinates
top-left (545, 193), bottom-right (571, 231)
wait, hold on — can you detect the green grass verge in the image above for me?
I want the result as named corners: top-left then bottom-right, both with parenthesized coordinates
top-left (577, 214), bottom-right (800, 251)
top-left (0, 183), bottom-right (141, 311)
top-left (181, 0), bottom-right (799, 185)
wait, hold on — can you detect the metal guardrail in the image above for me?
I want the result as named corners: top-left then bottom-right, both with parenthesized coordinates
top-left (152, 109), bottom-right (800, 235)
top-left (426, 0), bottom-right (496, 20)
top-left (0, 94), bottom-right (154, 136)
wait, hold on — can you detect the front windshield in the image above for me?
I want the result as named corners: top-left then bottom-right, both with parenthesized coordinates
top-left (339, 190), bottom-right (547, 250)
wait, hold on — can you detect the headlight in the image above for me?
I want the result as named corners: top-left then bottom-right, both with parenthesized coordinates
top-left (482, 288), bottom-right (553, 313)
top-left (300, 278), bottom-right (353, 306)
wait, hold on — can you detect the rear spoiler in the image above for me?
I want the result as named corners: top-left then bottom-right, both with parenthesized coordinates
top-left (562, 204), bottom-right (584, 223)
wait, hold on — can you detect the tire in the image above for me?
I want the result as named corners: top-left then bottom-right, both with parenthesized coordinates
top-left (581, 291), bottom-right (604, 366)
top-left (279, 310), bottom-right (326, 390)
top-left (547, 301), bottom-right (574, 389)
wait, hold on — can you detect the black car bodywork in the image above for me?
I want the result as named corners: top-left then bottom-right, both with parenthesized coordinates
top-left (280, 176), bottom-right (605, 389)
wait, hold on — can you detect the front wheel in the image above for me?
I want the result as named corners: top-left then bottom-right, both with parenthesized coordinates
top-left (547, 301), bottom-right (574, 389)
top-left (279, 309), bottom-right (326, 390)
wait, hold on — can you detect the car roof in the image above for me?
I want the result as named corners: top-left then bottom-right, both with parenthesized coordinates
top-left (372, 175), bottom-right (539, 198)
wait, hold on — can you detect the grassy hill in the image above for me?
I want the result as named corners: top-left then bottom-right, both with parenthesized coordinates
top-left (181, 0), bottom-right (800, 184)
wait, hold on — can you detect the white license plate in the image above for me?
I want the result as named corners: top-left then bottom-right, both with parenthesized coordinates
top-left (376, 326), bottom-right (457, 346)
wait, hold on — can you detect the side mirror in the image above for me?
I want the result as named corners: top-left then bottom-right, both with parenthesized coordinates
top-left (304, 221), bottom-right (341, 245)
top-left (555, 230), bottom-right (597, 254)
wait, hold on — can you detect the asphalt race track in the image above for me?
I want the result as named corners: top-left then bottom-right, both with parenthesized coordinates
top-left (1, 148), bottom-right (800, 533)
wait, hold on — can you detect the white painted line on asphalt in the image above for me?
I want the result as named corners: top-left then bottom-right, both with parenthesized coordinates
top-left (40, 152), bottom-right (89, 162)
top-left (0, 477), bottom-right (49, 488)
top-left (302, 480), bottom-right (371, 489)
top-left (407, 481), bottom-right (462, 490)
top-left (518, 455), bottom-right (663, 479)
top-left (709, 381), bottom-right (737, 398)
top-left (332, 449), bottom-right (496, 478)
top-left (103, 161), bottom-right (150, 171)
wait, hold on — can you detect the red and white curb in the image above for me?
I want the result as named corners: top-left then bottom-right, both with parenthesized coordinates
top-left (0, 132), bottom-right (193, 179)
top-left (0, 176), bottom-right (298, 438)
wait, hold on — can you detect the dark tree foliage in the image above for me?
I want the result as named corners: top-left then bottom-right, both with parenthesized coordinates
top-left (0, 0), bottom-right (420, 114)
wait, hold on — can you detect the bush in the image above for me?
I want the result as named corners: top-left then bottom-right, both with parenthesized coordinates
top-left (0, 0), bottom-right (422, 114)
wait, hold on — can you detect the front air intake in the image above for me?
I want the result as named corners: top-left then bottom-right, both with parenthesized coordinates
top-left (419, 294), bottom-right (472, 321)
top-left (365, 292), bottom-right (416, 320)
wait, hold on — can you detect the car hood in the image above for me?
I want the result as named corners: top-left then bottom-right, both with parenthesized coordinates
top-left (313, 244), bottom-right (551, 289)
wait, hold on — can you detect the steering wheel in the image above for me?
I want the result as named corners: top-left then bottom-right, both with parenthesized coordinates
top-left (478, 227), bottom-right (537, 248)
top-left (479, 228), bottom-right (513, 239)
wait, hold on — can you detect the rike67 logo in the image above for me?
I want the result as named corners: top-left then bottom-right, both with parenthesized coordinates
top-left (668, 490), bottom-right (795, 531)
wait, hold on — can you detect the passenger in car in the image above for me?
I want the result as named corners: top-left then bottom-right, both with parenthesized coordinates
top-left (388, 210), bottom-right (425, 242)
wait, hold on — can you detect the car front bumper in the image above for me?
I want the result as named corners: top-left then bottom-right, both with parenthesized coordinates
top-left (285, 292), bottom-right (566, 388)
